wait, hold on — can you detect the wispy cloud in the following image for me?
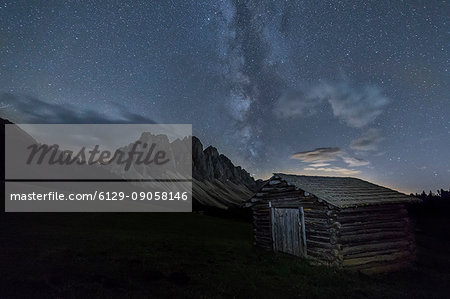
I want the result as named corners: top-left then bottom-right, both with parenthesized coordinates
top-left (314, 82), bottom-right (388, 128)
top-left (309, 163), bottom-right (331, 167)
top-left (350, 128), bottom-right (384, 151)
top-left (291, 146), bottom-right (369, 176)
top-left (304, 167), bottom-right (361, 176)
top-left (274, 79), bottom-right (389, 128)
top-left (0, 93), bottom-right (155, 124)
top-left (341, 155), bottom-right (370, 167)
top-left (291, 147), bottom-right (343, 163)
top-left (274, 89), bottom-right (322, 118)
top-left (292, 147), bottom-right (368, 167)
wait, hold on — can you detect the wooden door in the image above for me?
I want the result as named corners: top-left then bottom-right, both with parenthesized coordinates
top-left (271, 207), bottom-right (306, 257)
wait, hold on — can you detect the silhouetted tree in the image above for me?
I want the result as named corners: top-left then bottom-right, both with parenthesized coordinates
top-left (412, 189), bottom-right (450, 201)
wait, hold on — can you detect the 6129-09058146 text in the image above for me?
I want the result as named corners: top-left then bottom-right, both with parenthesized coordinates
top-left (9, 191), bottom-right (190, 201)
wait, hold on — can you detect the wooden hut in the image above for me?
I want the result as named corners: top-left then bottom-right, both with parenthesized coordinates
top-left (246, 173), bottom-right (419, 273)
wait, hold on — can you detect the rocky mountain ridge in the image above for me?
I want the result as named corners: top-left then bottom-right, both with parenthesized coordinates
top-left (110, 134), bottom-right (259, 209)
top-left (1, 118), bottom-right (258, 209)
top-left (192, 136), bottom-right (257, 190)
top-left (192, 136), bottom-right (259, 209)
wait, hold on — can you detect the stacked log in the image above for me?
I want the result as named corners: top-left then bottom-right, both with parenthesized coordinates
top-left (300, 198), bottom-right (341, 266)
top-left (336, 204), bottom-right (415, 273)
top-left (252, 204), bottom-right (272, 250)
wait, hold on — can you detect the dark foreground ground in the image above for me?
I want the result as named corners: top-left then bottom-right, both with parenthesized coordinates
top-left (0, 211), bottom-right (449, 298)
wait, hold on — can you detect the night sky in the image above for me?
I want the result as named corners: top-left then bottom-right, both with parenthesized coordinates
top-left (0, 1), bottom-right (449, 193)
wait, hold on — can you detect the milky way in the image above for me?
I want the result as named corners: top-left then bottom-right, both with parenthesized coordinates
top-left (0, 1), bottom-right (448, 193)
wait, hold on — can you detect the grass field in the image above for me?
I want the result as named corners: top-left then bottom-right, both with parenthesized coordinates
top-left (0, 212), bottom-right (449, 298)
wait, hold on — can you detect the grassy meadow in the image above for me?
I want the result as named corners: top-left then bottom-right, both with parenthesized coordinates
top-left (0, 211), bottom-right (449, 298)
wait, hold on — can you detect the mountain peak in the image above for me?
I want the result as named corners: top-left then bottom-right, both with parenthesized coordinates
top-left (192, 137), bottom-right (256, 191)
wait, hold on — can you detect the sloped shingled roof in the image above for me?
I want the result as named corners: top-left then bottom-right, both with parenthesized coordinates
top-left (274, 173), bottom-right (419, 208)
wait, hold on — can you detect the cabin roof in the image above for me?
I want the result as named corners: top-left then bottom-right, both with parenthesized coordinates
top-left (269, 173), bottom-right (419, 208)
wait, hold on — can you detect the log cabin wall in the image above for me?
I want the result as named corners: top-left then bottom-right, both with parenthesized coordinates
top-left (250, 178), bottom-right (341, 266)
top-left (299, 197), bottom-right (340, 266)
top-left (252, 202), bottom-right (273, 250)
top-left (250, 178), bottom-right (300, 251)
top-left (336, 204), bottom-right (416, 273)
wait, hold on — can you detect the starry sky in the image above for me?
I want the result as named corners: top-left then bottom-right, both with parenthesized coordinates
top-left (0, 1), bottom-right (449, 193)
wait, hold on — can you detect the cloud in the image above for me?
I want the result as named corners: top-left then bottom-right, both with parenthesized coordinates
top-left (315, 82), bottom-right (389, 128)
top-left (292, 147), bottom-right (343, 163)
top-left (0, 93), bottom-right (155, 124)
top-left (275, 80), bottom-right (389, 128)
top-left (274, 89), bottom-right (322, 118)
top-left (292, 147), bottom-right (369, 169)
top-left (350, 128), bottom-right (384, 151)
top-left (309, 163), bottom-right (331, 167)
top-left (304, 167), bottom-right (361, 176)
top-left (341, 155), bottom-right (370, 167)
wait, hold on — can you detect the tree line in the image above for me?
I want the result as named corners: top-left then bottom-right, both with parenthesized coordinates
top-left (409, 189), bottom-right (450, 217)
top-left (411, 189), bottom-right (450, 201)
